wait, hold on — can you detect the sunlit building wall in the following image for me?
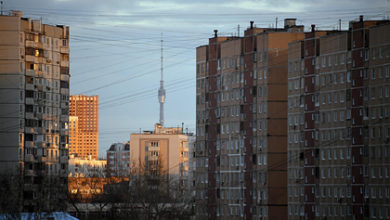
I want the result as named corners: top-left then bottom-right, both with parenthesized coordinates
top-left (0, 11), bottom-right (70, 211)
top-left (130, 123), bottom-right (190, 188)
top-left (69, 95), bottom-right (99, 159)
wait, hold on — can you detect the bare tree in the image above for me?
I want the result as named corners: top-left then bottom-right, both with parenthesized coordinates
top-left (0, 169), bottom-right (67, 219)
top-left (0, 173), bottom-right (23, 219)
top-left (66, 159), bottom-right (194, 220)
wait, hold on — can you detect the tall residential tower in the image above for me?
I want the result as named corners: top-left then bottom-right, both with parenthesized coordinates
top-left (69, 95), bottom-right (99, 159)
top-left (195, 20), bottom-right (304, 219)
top-left (287, 17), bottom-right (390, 220)
top-left (0, 11), bottom-right (70, 211)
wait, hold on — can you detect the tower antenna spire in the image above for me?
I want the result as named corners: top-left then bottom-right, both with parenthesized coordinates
top-left (158, 33), bottom-right (166, 126)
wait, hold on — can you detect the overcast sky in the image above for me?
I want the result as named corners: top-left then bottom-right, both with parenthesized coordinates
top-left (4, 0), bottom-right (389, 158)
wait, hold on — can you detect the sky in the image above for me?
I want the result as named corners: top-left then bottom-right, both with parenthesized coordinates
top-left (4, 0), bottom-right (389, 158)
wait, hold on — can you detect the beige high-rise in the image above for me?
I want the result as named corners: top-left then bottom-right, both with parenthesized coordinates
top-left (0, 11), bottom-right (70, 211)
top-left (69, 95), bottom-right (99, 159)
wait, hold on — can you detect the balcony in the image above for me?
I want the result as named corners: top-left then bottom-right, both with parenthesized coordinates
top-left (25, 141), bottom-right (34, 147)
top-left (60, 47), bottom-right (69, 54)
top-left (25, 55), bottom-right (35, 62)
top-left (25, 112), bottom-right (35, 119)
top-left (60, 60), bottom-right (69, 67)
top-left (25, 84), bottom-right (35, 90)
top-left (26, 40), bottom-right (34, 48)
top-left (25, 169), bottom-right (35, 176)
top-left (25, 40), bottom-right (43, 49)
top-left (24, 154), bottom-right (35, 162)
top-left (25, 55), bottom-right (45, 63)
top-left (60, 74), bottom-right (70, 81)
top-left (26, 69), bottom-right (35, 76)
top-left (60, 156), bottom-right (68, 163)
top-left (25, 127), bottom-right (35, 134)
top-left (25, 98), bottom-right (34, 105)
top-left (37, 155), bottom-right (48, 163)
top-left (60, 88), bottom-right (69, 94)
top-left (23, 183), bottom-right (35, 191)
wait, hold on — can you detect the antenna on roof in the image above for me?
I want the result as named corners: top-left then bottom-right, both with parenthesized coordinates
top-left (339, 19), bottom-right (341, 31)
top-left (275, 17), bottom-right (278, 30)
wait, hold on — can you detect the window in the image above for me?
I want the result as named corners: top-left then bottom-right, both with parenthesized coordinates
top-left (340, 111), bottom-right (345, 121)
top-left (371, 187), bottom-right (376, 199)
top-left (346, 72), bottom-right (351, 83)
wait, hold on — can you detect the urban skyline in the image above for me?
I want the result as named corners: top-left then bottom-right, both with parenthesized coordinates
top-left (0, 1), bottom-right (390, 219)
top-left (3, 0), bottom-right (388, 158)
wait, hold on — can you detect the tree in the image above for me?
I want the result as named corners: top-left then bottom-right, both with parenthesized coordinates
top-left (67, 159), bottom-right (195, 219)
top-left (0, 170), bottom-right (67, 219)
top-left (0, 173), bottom-right (23, 219)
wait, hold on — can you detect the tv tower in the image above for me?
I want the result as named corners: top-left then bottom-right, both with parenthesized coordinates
top-left (158, 33), bottom-right (166, 126)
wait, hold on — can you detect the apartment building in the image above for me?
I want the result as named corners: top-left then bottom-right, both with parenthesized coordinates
top-left (69, 95), bottom-right (99, 159)
top-left (287, 17), bottom-right (390, 219)
top-left (130, 123), bottom-right (190, 187)
top-left (195, 19), bottom-right (304, 219)
top-left (287, 38), bottom-right (306, 218)
top-left (106, 142), bottom-right (130, 177)
top-left (0, 11), bottom-right (70, 211)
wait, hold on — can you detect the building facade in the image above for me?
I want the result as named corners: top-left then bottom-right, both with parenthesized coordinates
top-left (68, 154), bottom-right (106, 177)
top-left (0, 11), bottom-right (70, 211)
top-left (287, 17), bottom-right (390, 219)
top-left (195, 19), bottom-right (304, 219)
top-left (69, 95), bottom-right (99, 159)
top-left (130, 124), bottom-right (190, 186)
top-left (106, 142), bottom-right (130, 177)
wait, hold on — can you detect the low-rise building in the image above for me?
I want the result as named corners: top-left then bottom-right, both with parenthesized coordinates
top-left (106, 142), bottom-right (130, 177)
top-left (68, 154), bottom-right (106, 177)
top-left (130, 123), bottom-right (190, 189)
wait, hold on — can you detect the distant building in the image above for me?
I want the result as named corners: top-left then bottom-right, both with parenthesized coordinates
top-left (0, 11), bottom-right (69, 211)
top-left (68, 176), bottom-right (128, 202)
top-left (287, 17), bottom-right (390, 219)
top-left (130, 123), bottom-right (190, 187)
top-left (69, 95), bottom-right (99, 159)
top-left (68, 154), bottom-right (106, 177)
top-left (106, 142), bottom-right (130, 177)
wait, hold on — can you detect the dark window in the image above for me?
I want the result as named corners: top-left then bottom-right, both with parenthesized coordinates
top-left (26, 105), bottom-right (33, 112)
top-left (25, 134), bottom-right (33, 141)
top-left (25, 90), bottom-right (34, 98)
top-left (60, 80), bottom-right (69, 88)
